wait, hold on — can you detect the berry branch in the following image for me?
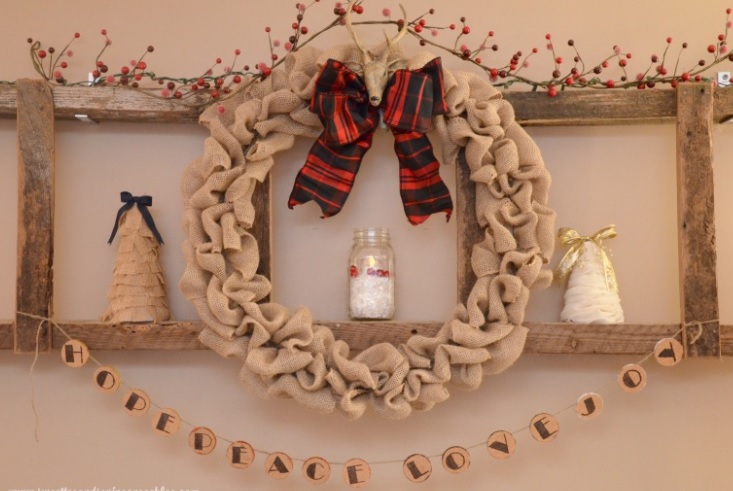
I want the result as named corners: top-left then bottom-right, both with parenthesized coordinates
top-left (6, 3), bottom-right (733, 103)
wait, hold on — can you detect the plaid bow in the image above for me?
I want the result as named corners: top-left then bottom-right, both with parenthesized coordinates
top-left (287, 57), bottom-right (453, 225)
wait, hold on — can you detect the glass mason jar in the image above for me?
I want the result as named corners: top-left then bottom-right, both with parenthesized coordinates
top-left (348, 228), bottom-right (395, 320)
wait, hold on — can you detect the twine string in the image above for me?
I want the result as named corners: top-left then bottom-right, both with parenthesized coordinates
top-left (17, 311), bottom-right (718, 467)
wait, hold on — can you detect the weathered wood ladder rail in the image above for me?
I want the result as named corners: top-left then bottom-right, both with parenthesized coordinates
top-left (1, 80), bottom-right (732, 356)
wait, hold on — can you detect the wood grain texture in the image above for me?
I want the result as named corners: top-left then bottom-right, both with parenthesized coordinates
top-left (455, 150), bottom-right (481, 306)
top-left (0, 84), bottom-right (203, 123)
top-left (251, 175), bottom-right (271, 301)
top-left (15, 79), bottom-right (55, 354)
top-left (676, 83), bottom-right (720, 357)
top-left (3, 85), bottom-right (730, 125)
top-left (3, 320), bottom-right (727, 356)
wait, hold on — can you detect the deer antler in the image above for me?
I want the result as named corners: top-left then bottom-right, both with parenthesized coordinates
top-left (379, 4), bottom-right (408, 63)
top-left (344, 1), bottom-right (373, 63)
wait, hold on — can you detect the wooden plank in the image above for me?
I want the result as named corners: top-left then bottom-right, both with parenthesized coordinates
top-left (523, 322), bottom-right (681, 355)
top-left (676, 83), bottom-right (720, 357)
top-left (0, 322), bottom-right (13, 350)
top-left (0, 84), bottom-right (203, 123)
top-left (505, 89), bottom-right (678, 126)
top-left (0, 85), bottom-right (694, 126)
top-left (15, 79), bottom-right (55, 354)
top-left (252, 175), bottom-right (271, 300)
top-left (5, 320), bottom-right (727, 356)
top-left (456, 150), bottom-right (480, 306)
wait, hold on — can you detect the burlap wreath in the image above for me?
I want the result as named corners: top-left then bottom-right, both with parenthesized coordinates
top-left (180, 45), bottom-right (556, 420)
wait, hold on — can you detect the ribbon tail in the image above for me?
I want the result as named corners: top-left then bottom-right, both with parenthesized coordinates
top-left (392, 130), bottom-right (453, 225)
top-left (554, 244), bottom-right (582, 280)
top-left (107, 202), bottom-right (134, 244)
top-left (598, 247), bottom-right (619, 293)
top-left (137, 204), bottom-right (165, 245)
top-left (288, 129), bottom-right (375, 218)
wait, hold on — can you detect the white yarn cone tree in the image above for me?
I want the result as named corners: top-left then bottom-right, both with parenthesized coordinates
top-left (556, 226), bottom-right (624, 324)
top-left (101, 192), bottom-right (170, 324)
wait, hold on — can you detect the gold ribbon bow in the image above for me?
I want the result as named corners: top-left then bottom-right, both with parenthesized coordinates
top-left (555, 225), bottom-right (619, 293)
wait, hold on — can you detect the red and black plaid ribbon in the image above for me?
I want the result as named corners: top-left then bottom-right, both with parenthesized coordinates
top-left (287, 57), bottom-right (453, 225)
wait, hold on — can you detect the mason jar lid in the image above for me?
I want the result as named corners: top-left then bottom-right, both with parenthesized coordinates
top-left (354, 227), bottom-right (390, 239)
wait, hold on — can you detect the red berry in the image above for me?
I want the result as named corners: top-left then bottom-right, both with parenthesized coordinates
top-left (167, 81), bottom-right (175, 90)
top-left (708, 44), bottom-right (716, 53)
top-left (619, 59), bottom-right (627, 67)
top-left (37, 50), bottom-right (47, 59)
top-left (211, 89), bottom-right (220, 98)
top-left (233, 75), bottom-right (242, 83)
top-left (720, 34), bottom-right (726, 41)
top-left (265, 26), bottom-right (271, 32)
top-left (60, 61), bottom-right (68, 68)
top-left (545, 33), bottom-right (551, 40)
top-left (292, 22), bottom-right (299, 29)
top-left (147, 45), bottom-right (154, 53)
top-left (74, 32), bottom-right (80, 38)
top-left (565, 77), bottom-right (574, 86)
top-left (547, 86), bottom-right (558, 97)
top-left (462, 26), bottom-right (470, 35)
top-left (681, 72), bottom-right (690, 81)
top-left (489, 68), bottom-right (498, 78)
top-left (376, 269), bottom-right (384, 277)
top-left (606, 80), bottom-right (615, 88)
top-left (602, 61), bottom-right (609, 68)
top-left (475, 57), bottom-right (481, 64)
top-left (101, 29), bottom-right (107, 35)
top-left (555, 56), bottom-right (563, 64)
top-left (174, 91), bottom-right (182, 99)
top-left (234, 48), bottom-right (241, 55)
top-left (419, 19), bottom-right (426, 26)
top-left (666, 37), bottom-right (672, 43)
top-left (671, 80), bottom-right (678, 88)
top-left (137, 61), bottom-right (147, 70)
top-left (121, 66), bottom-right (130, 75)
top-left (134, 73), bottom-right (142, 81)
top-left (300, 26), bottom-right (308, 34)
top-left (695, 74), bottom-right (702, 81)
top-left (414, 24), bottom-right (423, 33)
top-left (216, 57), bottom-right (222, 64)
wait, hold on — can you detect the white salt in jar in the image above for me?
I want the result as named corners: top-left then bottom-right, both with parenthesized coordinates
top-left (348, 228), bottom-right (395, 320)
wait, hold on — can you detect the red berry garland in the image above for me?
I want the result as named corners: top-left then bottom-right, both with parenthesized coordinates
top-left (16, 3), bottom-right (733, 101)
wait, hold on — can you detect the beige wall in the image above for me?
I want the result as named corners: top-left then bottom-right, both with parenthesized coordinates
top-left (3, 0), bottom-right (733, 489)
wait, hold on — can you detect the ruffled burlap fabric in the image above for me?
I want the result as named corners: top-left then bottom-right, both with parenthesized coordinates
top-left (180, 45), bottom-right (556, 419)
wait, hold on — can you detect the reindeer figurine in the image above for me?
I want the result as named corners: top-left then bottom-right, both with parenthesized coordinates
top-left (344, 2), bottom-right (409, 107)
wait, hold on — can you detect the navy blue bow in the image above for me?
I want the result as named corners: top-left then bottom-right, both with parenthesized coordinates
top-left (107, 191), bottom-right (164, 245)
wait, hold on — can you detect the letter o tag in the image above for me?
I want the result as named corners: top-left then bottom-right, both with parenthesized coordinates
top-left (618, 364), bottom-right (647, 393)
top-left (94, 366), bottom-right (121, 393)
top-left (442, 446), bottom-right (470, 474)
top-left (303, 456), bottom-right (331, 484)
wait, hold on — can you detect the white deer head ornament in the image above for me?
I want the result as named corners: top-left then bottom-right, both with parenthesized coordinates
top-left (345, 3), bottom-right (409, 106)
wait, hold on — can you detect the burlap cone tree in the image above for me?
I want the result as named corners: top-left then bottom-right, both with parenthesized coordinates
top-left (101, 192), bottom-right (170, 323)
